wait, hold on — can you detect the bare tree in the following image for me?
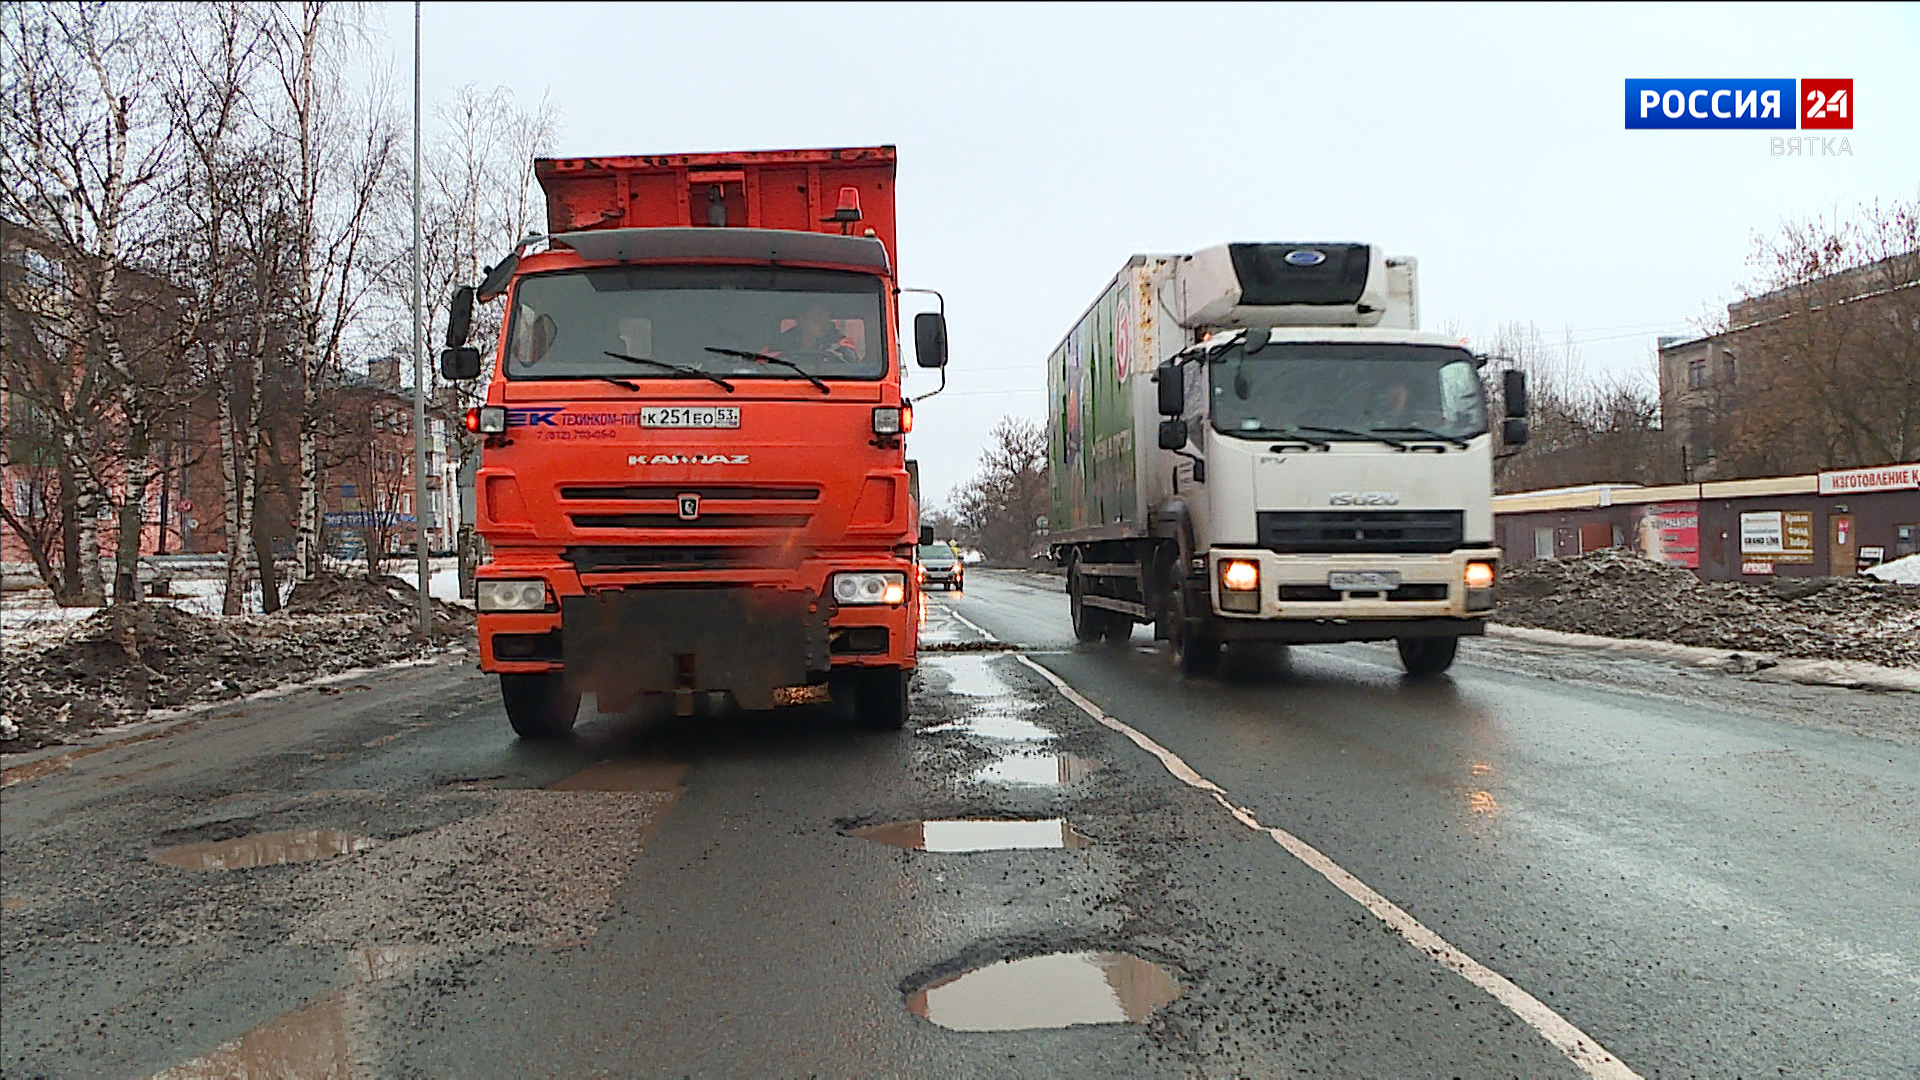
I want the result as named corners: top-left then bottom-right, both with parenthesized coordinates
top-left (1711, 196), bottom-right (1920, 476)
top-left (1, 1), bottom-right (178, 604)
top-left (1479, 322), bottom-right (1676, 492)
top-left (259, 1), bottom-right (400, 581)
top-left (950, 417), bottom-right (1049, 562)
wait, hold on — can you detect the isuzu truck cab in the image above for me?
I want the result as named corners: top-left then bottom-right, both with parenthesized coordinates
top-left (1047, 242), bottom-right (1527, 676)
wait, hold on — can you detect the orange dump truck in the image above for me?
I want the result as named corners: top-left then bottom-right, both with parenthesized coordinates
top-left (439, 146), bottom-right (948, 737)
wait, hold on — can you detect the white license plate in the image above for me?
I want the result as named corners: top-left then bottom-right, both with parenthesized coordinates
top-left (642, 406), bottom-right (739, 429)
top-left (1328, 570), bottom-right (1401, 591)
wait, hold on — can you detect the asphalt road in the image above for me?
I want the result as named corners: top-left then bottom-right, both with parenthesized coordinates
top-left (2, 570), bottom-right (1915, 1078)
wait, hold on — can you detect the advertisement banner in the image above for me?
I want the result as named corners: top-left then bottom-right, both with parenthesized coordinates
top-left (1634, 501), bottom-right (1699, 568)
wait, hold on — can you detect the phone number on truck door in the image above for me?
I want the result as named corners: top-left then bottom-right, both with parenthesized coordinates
top-left (642, 407), bottom-right (740, 428)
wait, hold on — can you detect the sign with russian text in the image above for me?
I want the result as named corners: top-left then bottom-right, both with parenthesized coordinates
top-left (1818, 463), bottom-right (1919, 495)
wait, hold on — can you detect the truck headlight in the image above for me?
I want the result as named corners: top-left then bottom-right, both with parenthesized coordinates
top-left (465, 405), bottom-right (507, 435)
top-left (476, 578), bottom-right (548, 612)
top-left (833, 571), bottom-right (907, 606)
top-left (1219, 559), bottom-right (1260, 612)
top-left (871, 406), bottom-right (911, 435)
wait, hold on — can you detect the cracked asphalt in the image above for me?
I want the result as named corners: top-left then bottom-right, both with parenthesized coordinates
top-left (2, 569), bottom-right (1915, 1078)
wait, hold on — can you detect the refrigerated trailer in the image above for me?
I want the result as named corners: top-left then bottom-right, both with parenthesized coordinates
top-left (1046, 242), bottom-right (1528, 676)
top-left (440, 146), bottom-right (949, 736)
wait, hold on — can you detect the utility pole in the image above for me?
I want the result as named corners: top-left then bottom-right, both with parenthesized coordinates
top-left (411, 0), bottom-right (431, 637)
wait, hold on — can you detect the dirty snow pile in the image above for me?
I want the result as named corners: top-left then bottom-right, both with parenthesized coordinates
top-left (1867, 554), bottom-right (1920, 585)
top-left (0, 573), bottom-right (473, 753)
top-left (1495, 549), bottom-right (1920, 668)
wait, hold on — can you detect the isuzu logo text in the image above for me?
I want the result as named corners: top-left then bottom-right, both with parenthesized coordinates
top-left (1329, 491), bottom-right (1400, 506)
top-left (1624, 78), bottom-right (1851, 130)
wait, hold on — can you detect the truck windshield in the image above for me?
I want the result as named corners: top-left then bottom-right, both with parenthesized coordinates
top-left (1209, 343), bottom-right (1488, 443)
top-left (505, 266), bottom-right (886, 382)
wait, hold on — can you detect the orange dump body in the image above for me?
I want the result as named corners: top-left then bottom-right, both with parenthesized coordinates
top-left (473, 146), bottom-right (919, 713)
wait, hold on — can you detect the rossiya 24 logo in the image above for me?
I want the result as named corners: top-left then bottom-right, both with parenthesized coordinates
top-left (1625, 79), bottom-right (1852, 129)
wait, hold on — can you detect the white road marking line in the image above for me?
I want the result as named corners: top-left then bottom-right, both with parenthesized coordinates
top-left (939, 604), bottom-right (995, 642)
top-left (1011, 652), bottom-right (1643, 1080)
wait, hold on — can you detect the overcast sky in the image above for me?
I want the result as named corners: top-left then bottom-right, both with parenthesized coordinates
top-left (378, 2), bottom-right (1920, 508)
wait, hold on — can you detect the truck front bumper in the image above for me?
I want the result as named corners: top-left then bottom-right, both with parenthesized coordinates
top-left (1207, 547), bottom-right (1499, 635)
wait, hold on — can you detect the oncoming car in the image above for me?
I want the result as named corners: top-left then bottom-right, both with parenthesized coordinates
top-left (917, 541), bottom-right (964, 591)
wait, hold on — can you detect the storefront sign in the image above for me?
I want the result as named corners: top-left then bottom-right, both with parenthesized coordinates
top-left (1739, 509), bottom-right (1814, 572)
top-left (1818, 463), bottom-right (1919, 495)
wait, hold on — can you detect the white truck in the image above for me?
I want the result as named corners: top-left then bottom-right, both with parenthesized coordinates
top-left (1045, 242), bottom-right (1528, 675)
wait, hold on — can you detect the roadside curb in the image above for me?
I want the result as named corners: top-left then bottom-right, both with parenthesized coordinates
top-left (0, 652), bottom-right (469, 789)
top-left (1485, 624), bottom-right (1920, 693)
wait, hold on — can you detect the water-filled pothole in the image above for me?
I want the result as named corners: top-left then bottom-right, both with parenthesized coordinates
top-left (854, 819), bottom-right (1092, 852)
top-left (974, 753), bottom-right (1101, 787)
top-left (906, 951), bottom-right (1182, 1030)
top-left (921, 712), bottom-right (1054, 742)
top-left (151, 829), bottom-right (373, 871)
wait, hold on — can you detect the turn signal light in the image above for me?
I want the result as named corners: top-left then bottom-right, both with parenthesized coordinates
top-left (872, 407), bottom-right (905, 435)
top-left (1221, 560), bottom-right (1260, 591)
top-left (467, 406), bottom-right (507, 434)
top-left (1464, 562), bottom-right (1496, 589)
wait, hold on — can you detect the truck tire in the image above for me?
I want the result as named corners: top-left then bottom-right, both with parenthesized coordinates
top-left (500, 673), bottom-right (580, 739)
top-left (1068, 566), bottom-right (1113, 643)
top-left (1170, 589), bottom-right (1219, 676)
top-left (853, 666), bottom-right (909, 730)
top-left (1396, 636), bottom-right (1459, 677)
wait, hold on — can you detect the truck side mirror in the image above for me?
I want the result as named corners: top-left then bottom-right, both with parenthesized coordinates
top-left (1502, 369), bottom-right (1527, 418)
top-left (1502, 417), bottom-right (1530, 446)
top-left (918, 524), bottom-right (935, 546)
top-left (440, 346), bottom-right (481, 381)
top-left (1155, 363), bottom-right (1183, 416)
top-left (445, 285), bottom-right (475, 348)
top-left (913, 311), bottom-right (949, 368)
top-left (1158, 418), bottom-right (1189, 451)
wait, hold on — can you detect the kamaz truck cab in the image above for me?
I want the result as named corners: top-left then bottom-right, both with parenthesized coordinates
top-left (441, 146), bottom-right (948, 736)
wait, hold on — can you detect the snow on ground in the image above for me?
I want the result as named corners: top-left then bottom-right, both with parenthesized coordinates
top-left (1867, 554), bottom-right (1920, 584)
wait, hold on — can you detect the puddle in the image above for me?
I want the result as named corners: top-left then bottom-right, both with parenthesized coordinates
top-left (931, 654), bottom-right (1017, 697)
top-left (854, 818), bottom-right (1091, 852)
top-left (150, 945), bottom-right (431, 1080)
top-left (921, 712), bottom-right (1054, 742)
top-left (1468, 790), bottom-right (1499, 814)
top-left (906, 951), bottom-right (1181, 1031)
top-left (152, 830), bottom-right (373, 871)
top-left (974, 753), bottom-right (1101, 787)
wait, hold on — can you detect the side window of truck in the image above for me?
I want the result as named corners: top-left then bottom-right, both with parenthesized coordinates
top-left (1438, 361), bottom-right (1482, 429)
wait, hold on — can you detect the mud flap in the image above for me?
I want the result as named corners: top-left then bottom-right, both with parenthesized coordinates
top-left (562, 588), bottom-right (830, 710)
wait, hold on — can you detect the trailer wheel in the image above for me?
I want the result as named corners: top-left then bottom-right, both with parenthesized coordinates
top-left (500, 673), bottom-right (580, 739)
top-left (1068, 565), bottom-right (1113, 643)
top-left (852, 666), bottom-right (909, 730)
top-left (1396, 636), bottom-right (1459, 677)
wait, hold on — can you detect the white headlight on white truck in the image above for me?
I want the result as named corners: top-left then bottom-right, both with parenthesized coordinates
top-left (476, 579), bottom-right (548, 612)
top-left (833, 571), bottom-right (906, 606)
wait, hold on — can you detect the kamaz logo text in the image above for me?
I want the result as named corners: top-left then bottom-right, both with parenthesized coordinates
top-left (1328, 491), bottom-right (1400, 506)
top-left (627, 454), bottom-right (750, 466)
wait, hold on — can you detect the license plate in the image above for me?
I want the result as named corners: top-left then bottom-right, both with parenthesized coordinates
top-left (642, 406), bottom-right (739, 429)
top-left (1328, 570), bottom-right (1401, 591)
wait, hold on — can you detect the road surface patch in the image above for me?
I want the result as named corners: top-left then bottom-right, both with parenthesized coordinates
top-left (904, 951), bottom-right (1182, 1031)
top-left (1011, 652), bottom-right (1645, 1080)
top-left (852, 818), bottom-right (1093, 852)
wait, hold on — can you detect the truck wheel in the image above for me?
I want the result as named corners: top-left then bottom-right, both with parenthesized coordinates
top-left (1396, 636), bottom-right (1459, 677)
top-left (500, 673), bottom-right (580, 739)
top-left (1100, 617), bottom-right (1133, 645)
top-left (1170, 590), bottom-right (1219, 676)
top-left (1068, 568), bottom-right (1112, 643)
top-left (853, 666), bottom-right (909, 730)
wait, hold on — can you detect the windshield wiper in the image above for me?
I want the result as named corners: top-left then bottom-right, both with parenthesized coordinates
top-left (1371, 425), bottom-right (1470, 449)
top-left (1297, 424), bottom-right (1407, 449)
top-left (703, 347), bottom-right (831, 394)
top-left (592, 375), bottom-right (640, 391)
top-left (602, 350), bottom-right (734, 392)
top-left (1253, 428), bottom-right (1329, 448)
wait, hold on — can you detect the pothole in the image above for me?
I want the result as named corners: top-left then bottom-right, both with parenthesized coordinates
top-left (906, 951), bottom-right (1182, 1031)
top-left (151, 829), bottom-right (373, 871)
top-left (853, 818), bottom-right (1091, 852)
top-left (921, 711), bottom-right (1054, 742)
top-left (974, 753), bottom-right (1101, 787)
